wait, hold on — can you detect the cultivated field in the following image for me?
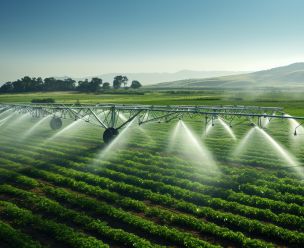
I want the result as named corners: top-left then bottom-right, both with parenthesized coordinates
top-left (0, 91), bottom-right (304, 248)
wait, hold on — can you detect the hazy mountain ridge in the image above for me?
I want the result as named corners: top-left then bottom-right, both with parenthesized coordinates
top-left (54, 70), bottom-right (246, 86)
top-left (151, 63), bottom-right (304, 88)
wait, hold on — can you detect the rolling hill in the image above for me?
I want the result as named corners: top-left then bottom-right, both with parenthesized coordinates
top-left (151, 63), bottom-right (304, 88)
top-left (61, 70), bottom-right (245, 86)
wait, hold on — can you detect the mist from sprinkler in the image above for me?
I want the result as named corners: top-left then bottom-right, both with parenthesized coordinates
top-left (262, 117), bottom-right (270, 128)
top-left (233, 127), bottom-right (255, 157)
top-left (0, 109), bottom-right (12, 118)
top-left (169, 120), bottom-right (218, 171)
top-left (0, 112), bottom-right (16, 127)
top-left (168, 120), bottom-right (182, 152)
top-left (285, 114), bottom-right (304, 137)
top-left (255, 126), bottom-right (303, 177)
top-left (119, 112), bottom-right (154, 143)
top-left (21, 115), bottom-right (51, 140)
top-left (46, 118), bottom-right (83, 142)
top-left (218, 118), bottom-right (237, 141)
top-left (233, 125), bottom-right (303, 178)
top-left (285, 114), bottom-right (304, 152)
top-left (204, 122), bottom-right (213, 136)
top-left (96, 119), bottom-right (135, 161)
top-left (5, 112), bottom-right (31, 128)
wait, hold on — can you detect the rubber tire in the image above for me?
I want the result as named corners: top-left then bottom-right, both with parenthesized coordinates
top-left (103, 128), bottom-right (119, 143)
top-left (50, 117), bottom-right (62, 130)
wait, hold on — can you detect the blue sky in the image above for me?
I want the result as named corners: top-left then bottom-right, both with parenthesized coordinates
top-left (0, 0), bottom-right (304, 81)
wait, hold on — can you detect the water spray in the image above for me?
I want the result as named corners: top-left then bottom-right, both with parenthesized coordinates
top-left (204, 122), bottom-right (213, 136)
top-left (21, 115), bottom-right (51, 140)
top-left (233, 127), bottom-right (255, 157)
top-left (168, 120), bottom-right (182, 151)
top-left (0, 112), bottom-right (16, 127)
top-left (218, 117), bottom-right (237, 141)
top-left (254, 126), bottom-right (303, 176)
top-left (178, 121), bottom-right (218, 170)
top-left (97, 119), bottom-right (136, 160)
top-left (285, 114), bottom-right (304, 137)
top-left (261, 113), bottom-right (270, 128)
top-left (0, 109), bottom-right (12, 118)
top-left (6, 112), bottom-right (30, 128)
top-left (46, 118), bottom-right (83, 142)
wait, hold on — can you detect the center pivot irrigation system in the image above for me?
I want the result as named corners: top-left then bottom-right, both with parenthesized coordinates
top-left (1, 103), bottom-right (304, 143)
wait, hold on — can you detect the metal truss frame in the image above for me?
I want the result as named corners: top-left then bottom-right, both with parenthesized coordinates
top-left (1, 103), bottom-right (304, 132)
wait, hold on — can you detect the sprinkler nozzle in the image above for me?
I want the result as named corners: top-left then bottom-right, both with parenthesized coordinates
top-left (294, 130), bottom-right (297, 136)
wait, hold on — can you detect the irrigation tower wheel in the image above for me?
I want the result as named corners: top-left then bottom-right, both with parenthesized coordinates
top-left (103, 127), bottom-right (119, 143)
top-left (50, 117), bottom-right (62, 130)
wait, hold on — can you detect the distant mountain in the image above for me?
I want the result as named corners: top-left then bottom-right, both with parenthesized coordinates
top-left (56, 70), bottom-right (246, 86)
top-left (151, 63), bottom-right (304, 88)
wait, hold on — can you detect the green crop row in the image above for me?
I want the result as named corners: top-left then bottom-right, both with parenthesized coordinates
top-left (1, 139), bottom-right (302, 218)
top-left (1, 135), bottom-right (301, 230)
top-left (0, 167), bottom-right (39, 188)
top-left (54, 160), bottom-right (304, 231)
top-left (239, 183), bottom-right (304, 206)
top-left (0, 184), bottom-right (163, 248)
top-left (1, 121), bottom-right (296, 183)
top-left (112, 149), bottom-right (303, 191)
top-left (0, 200), bottom-right (109, 248)
top-left (106, 157), bottom-right (304, 206)
top-left (23, 166), bottom-right (304, 247)
top-left (0, 220), bottom-right (42, 248)
top-left (16, 179), bottom-right (218, 248)
top-left (11, 165), bottom-right (274, 247)
top-left (1, 129), bottom-right (302, 193)
top-left (95, 161), bottom-right (304, 219)
top-left (44, 186), bottom-right (272, 248)
top-left (256, 179), bottom-right (304, 196)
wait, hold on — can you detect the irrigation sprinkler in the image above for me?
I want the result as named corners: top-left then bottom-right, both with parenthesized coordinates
top-left (294, 122), bottom-right (303, 136)
top-left (1, 103), bottom-right (304, 143)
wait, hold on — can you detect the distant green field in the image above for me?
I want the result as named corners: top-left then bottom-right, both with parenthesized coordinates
top-left (0, 90), bottom-right (304, 247)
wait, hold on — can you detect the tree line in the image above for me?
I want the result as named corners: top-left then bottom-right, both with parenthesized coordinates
top-left (0, 75), bottom-right (142, 93)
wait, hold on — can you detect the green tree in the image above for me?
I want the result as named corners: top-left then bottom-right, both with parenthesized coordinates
top-left (0, 82), bottom-right (13, 92)
top-left (35, 77), bottom-right (44, 90)
top-left (90, 77), bottom-right (102, 91)
top-left (102, 82), bottom-right (110, 89)
top-left (63, 78), bottom-right (76, 90)
top-left (44, 77), bottom-right (58, 91)
top-left (77, 79), bottom-right (90, 91)
top-left (77, 78), bottom-right (102, 92)
top-left (113, 75), bottom-right (128, 89)
top-left (0, 76), bottom-right (76, 93)
top-left (130, 80), bottom-right (142, 89)
top-left (12, 78), bottom-right (26, 92)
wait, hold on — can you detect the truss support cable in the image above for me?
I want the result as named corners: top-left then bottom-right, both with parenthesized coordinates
top-left (88, 108), bottom-right (108, 129)
top-left (116, 110), bottom-right (143, 130)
